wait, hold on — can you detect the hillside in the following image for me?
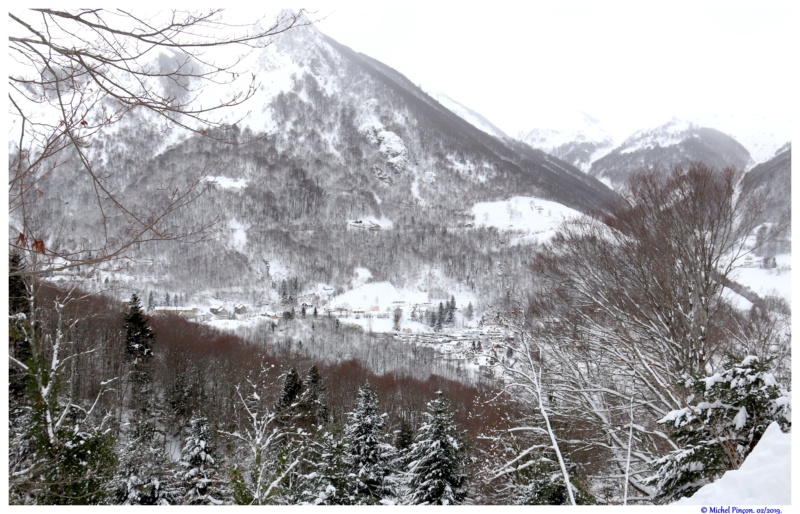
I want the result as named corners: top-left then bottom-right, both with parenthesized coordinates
top-left (589, 119), bottom-right (752, 188)
top-left (13, 15), bottom-right (616, 310)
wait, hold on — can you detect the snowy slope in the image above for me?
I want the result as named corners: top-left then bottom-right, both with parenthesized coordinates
top-left (674, 421), bottom-right (791, 505)
top-left (590, 119), bottom-right (752, 188)
top-left (686, 111), bottom-right (791, 165)
top-left (421, 85), bottom-right (510, 140)
top-left (470, 196), bottom-right (583, 244)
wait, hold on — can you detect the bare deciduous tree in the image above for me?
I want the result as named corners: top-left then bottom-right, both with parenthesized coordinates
top-left (497, 163), bottom-right (789, 500)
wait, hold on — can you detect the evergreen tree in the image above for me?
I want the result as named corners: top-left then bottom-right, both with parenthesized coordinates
top-left (446, 295), bottom-right (456, 325)
top-left (297, 429), bottom-right (351, 505)
top-left (395, 420), bottom-right (414, 454)
top-left (275, 367), bottom-right (304, 423)
top-left (434, 311), bottom-right (443, 333)
top-left (114, 438), bottom-right (178, 505)
top-left (393, 307), bottom-right (403, 332)
top-left (147, 291), bottom-right (155, 312)
top-left (124, 293), bottom-right (155, 362)
top-left (280, 279), bottom-right (288, 305)
top-left (465, 302), bottom-right (474, 321)
top-left (648, 355), bottom-right (791, 503)
top-left (178, 413), bottom-right (226, 505)
top-left (297, 365), bottom-right (329, 427)
top-left (116, 293), bottom-right (174, 504)
top-left (405, 391), bottom-right (467, 505)
top-left (343, 383), bottom-right (397, 504)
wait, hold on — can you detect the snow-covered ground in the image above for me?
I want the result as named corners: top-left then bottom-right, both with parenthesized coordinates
top-left (205, 176), bottom-right (248, 189)
top-left (674, 421), bottom-right (791, 505)
top-left (470, 196), bottom-right (583, 243)
top-left (730, 254), bottom-right (792, 302)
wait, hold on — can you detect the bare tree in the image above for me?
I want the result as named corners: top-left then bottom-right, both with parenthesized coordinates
top-left (498, 163), bottom-right (787, 500)
top-left (8, 8), bottom-right (310, 276)
top-left (489, 311), bottom-right (577, 505)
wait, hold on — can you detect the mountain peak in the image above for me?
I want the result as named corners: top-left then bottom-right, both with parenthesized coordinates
top-left (590, 118), bottom-right (752, 188)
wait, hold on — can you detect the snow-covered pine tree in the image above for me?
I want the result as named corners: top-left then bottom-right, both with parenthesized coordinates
top-left (648, 355), bottom-right (791, 503)
top-left (296, 428), bottom-right (351, 505)
top-left (124, 293), bottom-right (155, 362)
top-left (343, 382), bottom-right (397, 504)
top-left (395, 419), bottom-right (415, 455)
top-left (297, 365), bottom-right (329, 427)
top-left (275, 367), bottom-right (303, 424)
top-left (434, 307), bottom-right (443, 332)
top-left (393, 307), bottom-right (403, 331)
top-left (114, 437), bottom-right (179, 505)
top-left (115, 291), bottom-right (179, 504)
top-left (405, 391), bottom-right (467, 505)
top-left (446, 295), bottom-right (455, 324)
top-left (178, 413), bottom-right (227, 505)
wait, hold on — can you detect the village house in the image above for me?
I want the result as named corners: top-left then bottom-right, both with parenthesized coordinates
top-left (152, 306), bottom-right (199, 319)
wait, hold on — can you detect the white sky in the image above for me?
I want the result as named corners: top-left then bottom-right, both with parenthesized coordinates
top-left (289, 0), bottom-right (792, 140)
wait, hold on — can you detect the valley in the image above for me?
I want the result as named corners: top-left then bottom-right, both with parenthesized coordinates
top-left (8, 8), bottom-right (791, 507)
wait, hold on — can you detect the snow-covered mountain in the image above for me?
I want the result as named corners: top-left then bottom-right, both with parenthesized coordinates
top-left (516, 110), bottom-right (615, 172)
top-left (589, 119), bottom-right (752, 188)
top-left (420, 86), bottom-right (510, 140)
top-left (740, 143), bottom-right (792, 228)
top-left (682, 112), bottom-right (790, 165)
top-left (511, 108), bottom-right (788, 178)
top-left (21, 14), bottom-right (616, 305)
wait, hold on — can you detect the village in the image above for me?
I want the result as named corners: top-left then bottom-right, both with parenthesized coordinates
top-left (147, 280), bottom-right (514, 378)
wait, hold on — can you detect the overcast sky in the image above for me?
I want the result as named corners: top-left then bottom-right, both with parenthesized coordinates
top-left (296, 1), bottom-right (791, 141)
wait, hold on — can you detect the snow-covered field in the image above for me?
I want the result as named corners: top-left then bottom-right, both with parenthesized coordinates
top-left (470, 196), bottom-right (583, 243)
top-left (730, 254), bottom-right (792, 303)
